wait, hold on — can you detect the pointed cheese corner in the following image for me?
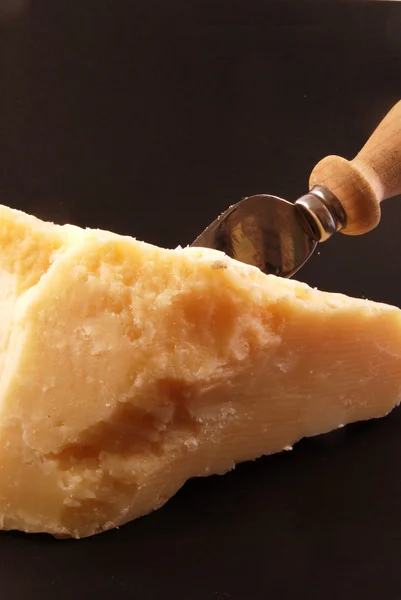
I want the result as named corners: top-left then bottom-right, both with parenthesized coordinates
top-left (1, 204), bottom-right (401, 538)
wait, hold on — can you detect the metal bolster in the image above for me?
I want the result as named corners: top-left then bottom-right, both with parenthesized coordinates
top-left (294, 185), bottom-right (347, 242)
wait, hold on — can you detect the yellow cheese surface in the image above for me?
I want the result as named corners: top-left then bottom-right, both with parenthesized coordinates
top-left (1, 204), bottom-right (401, 538)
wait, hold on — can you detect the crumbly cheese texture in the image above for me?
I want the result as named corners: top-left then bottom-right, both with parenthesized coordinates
top-left (1, 204), bottom-right (401, 538)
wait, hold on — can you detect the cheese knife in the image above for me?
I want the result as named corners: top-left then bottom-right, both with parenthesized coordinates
top-left (191, 100), bottom-right (401, 278)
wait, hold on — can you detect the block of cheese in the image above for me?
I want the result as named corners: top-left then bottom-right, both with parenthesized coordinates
top-left (1, 204), bottom-right (401, 539)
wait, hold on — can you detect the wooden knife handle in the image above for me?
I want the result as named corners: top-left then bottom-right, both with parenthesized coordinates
top-left (309, 100), bottom-right (401, 235)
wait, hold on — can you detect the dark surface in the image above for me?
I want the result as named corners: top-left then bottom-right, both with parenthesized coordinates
top-left (1, 1), bottom-right (401, 598)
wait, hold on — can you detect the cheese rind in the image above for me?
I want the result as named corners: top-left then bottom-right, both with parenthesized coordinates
top-left (1, 204), bottom-right (401, 538)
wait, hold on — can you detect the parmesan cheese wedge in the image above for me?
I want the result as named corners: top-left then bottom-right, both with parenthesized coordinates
top-left (1, 204), bottom-right (401, 538)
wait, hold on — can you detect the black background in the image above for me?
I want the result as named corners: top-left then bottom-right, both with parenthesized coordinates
top-left (1, 1), bottom-right (401, 598)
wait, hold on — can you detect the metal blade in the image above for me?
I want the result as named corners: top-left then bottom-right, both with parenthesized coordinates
top-left (191, 194), bottom-right (317, 278)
